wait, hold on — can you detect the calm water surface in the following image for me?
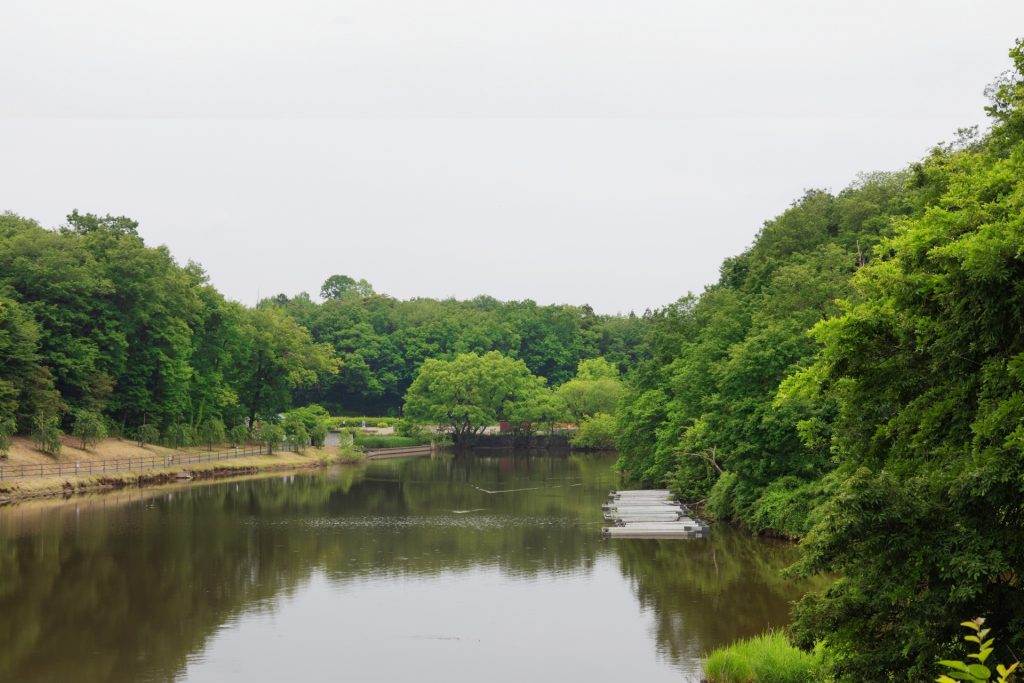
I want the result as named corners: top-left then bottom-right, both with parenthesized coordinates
top-left (0, 453), bottom-right (822, 682)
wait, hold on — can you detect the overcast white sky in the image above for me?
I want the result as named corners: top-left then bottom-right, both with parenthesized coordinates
top-left (2, 1), bottom-right (1022, 313)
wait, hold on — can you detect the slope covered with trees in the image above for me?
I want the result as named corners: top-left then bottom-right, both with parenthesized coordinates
top-left (617, 40), bottom-right (1024, 679)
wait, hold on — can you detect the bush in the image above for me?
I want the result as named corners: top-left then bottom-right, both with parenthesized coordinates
top-left (706, 471), bottom-right (739, 521)
top-left (32, 412), bottom-right (63, 455)
top-left (227, 423), bottom-right (249, 447)
top-left (745, 476), bottom-right (827, 538)
top-left (570, 412), bottom-right (617, 449)
top-left (704, 631), bottom-right (824, 683)
top-left (353, 434), bottom-right (430, 448)
top-left (165, 422), bottom-right (196, 449)
top-left (135, 423), bottom-right (161, 447)
top-left (395, 418), bottom-right (430, 439)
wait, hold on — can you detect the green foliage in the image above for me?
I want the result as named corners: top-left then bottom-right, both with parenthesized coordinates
top-left (283, 405), bottom-right (330, 448)
top-left (196, 417), bottom-right (226, 451)
top-left (395, 418), bottom-right (430, 439)
top-left (704, 631), bottom-right (824, 683)
top-left (257, 423), bottom-right (284, 454)
top-left (936, 618), bottom-right (1020, 683)
top-left (280, 290), bottom-right (648, 416)
top-left (789, 44), bottom-right (1024, 679)
top-left (0, 415), bottom-right (15, 457)
top-left (164, 422), bottom-right (195, 450)
top-left (71, 409), bottom-right (107, 450)
top-left (403, 351), bottom-right (549, 446)
top-left (135, 422), bottom-right (161, 447)
top-left (227, 423), bottom-right (249, 447)
top-left (556, 357), bottom-right (622, 424)
top-left (570, 412), bottom-right (617, 450)
top-left (31, 412), bottom-right (62, 455)
top-left (352, 435), bottom-right (430, 448)
top-left (319, 274), bottom-right (375, 300)
top-left (287, 423), bottom-right (309, 452)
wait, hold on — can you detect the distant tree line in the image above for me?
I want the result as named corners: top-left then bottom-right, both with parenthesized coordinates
top-left (268, 280), bottom-right (648, 416)
top-left (0, 210), bottom-right (647, 454)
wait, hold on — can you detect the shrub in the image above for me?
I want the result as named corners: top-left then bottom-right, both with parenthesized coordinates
top-left (706, 471), bottom-right (739, 521)
top-left (704, 631), bottom-right (824, 683)
top-left (227, 423), bottom-right (249, 447)
top-left (570, 412), bottom-right (617, 449)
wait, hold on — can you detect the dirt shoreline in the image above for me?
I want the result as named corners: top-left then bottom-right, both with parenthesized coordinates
top-left (0, 448), bottom-right (363, 504)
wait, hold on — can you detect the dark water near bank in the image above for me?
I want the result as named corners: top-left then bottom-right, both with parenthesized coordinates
top-left (0, 453), bottom-right (823, 682)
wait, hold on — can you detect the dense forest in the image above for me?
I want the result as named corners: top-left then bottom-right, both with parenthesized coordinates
top-left (616, 41), bottom-right (1024, 679)
top-left (0, 210), bottom-right (645, 451)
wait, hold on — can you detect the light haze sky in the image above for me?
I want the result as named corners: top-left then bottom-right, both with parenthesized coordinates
top-left (2, 1), bottom-right (1022, 313)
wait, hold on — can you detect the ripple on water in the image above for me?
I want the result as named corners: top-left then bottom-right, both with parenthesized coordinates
top-left (260, 515), bottom-right (581, 530)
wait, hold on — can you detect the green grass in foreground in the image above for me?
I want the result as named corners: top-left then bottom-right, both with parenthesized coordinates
top-left (352, 435), bottom-right (431, 448)
top-left (704, 631), bottom-right (824, 683)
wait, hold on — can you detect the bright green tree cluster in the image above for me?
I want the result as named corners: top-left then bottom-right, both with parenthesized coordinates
top-left (403, 351), bottom-right (554, 446)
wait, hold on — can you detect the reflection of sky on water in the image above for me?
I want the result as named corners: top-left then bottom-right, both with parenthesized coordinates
top-left (0, 454), bottom-right (820, 683)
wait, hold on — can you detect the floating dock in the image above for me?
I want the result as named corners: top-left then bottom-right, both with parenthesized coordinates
top-left (601, 490), bottom-right (709, 539)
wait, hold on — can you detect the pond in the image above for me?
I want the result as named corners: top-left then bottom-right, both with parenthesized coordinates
top-left (0, 453), bottom-right (823, 682)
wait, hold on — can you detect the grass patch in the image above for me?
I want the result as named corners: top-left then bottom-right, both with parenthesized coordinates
top-left (352, 435), bottom-right (431, 448)
top-left (704, 631), bottom-right (823, 683)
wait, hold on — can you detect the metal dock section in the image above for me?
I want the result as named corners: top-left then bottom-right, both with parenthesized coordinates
top-left (601, 490), bottom-right (709, 539)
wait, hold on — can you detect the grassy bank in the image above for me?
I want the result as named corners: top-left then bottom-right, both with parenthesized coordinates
top-left (704, 631), bottom-right (824, 683)
top-left (0, 437), bottom-right (365, 501)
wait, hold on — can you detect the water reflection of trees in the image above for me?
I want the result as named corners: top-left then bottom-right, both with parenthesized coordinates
top-left (613, 528), bottom-right (831, 665)
top-left (0, 454), bottom-right (825, 681)
top-left (0, 454), bottom-right (615, 682)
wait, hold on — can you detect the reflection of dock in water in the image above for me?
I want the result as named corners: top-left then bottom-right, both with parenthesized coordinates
top-left (601, 490), bottom-right (709, 539)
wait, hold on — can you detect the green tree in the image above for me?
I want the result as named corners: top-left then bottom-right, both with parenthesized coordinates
top-left (235, 306), bottom-right (339, 427)
top-left (320, 274), bottom-right (375, 300)
top-left (556, 357), bottom-right (622, 424)
top-left (258, 422), bottom-right (284, 454)
top-left (0, 415), bottom-right (14, 457)
top-left (403, 351), bottom-right (546, 447)
top-left (196, 417), bottom-right (226, 451)
top-left (72, 409), bottom-right (107, 450)
top-left (789, 44), bottom-right (1024, 678)
top-left (135, 422), bottom-right (160, 448)
top-left (31, 412), bottom-right (62, 455)
top-left (227, 423), bottom-right (249, 447)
